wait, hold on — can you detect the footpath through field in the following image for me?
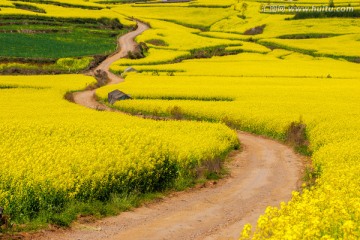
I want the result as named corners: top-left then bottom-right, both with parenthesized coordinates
top-left (37, 21), bottom-right (302, 240)
top-left (72, 21), bottom-right (149, 109)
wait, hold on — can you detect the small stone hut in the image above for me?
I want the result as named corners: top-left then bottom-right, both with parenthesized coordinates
top-left (108, 90), bottom-right (132, 104)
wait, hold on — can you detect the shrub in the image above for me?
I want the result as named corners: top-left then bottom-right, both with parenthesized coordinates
top-left (168, 106), bottom-right (183, 120)
top-left (56, 57), bottom-right (94, 72)
top-left (145, 39), bottom-right (168, 46)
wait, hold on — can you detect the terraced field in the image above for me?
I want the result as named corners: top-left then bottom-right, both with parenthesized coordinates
top-left (1, 0), bottom-right (360, 239)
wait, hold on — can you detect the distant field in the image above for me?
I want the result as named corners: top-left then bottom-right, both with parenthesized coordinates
top-left (0, 16), bottom-right (126, 59)
top-left (0, 29), bottom-right (120, 59)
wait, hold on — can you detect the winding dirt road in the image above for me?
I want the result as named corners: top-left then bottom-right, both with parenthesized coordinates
top-left (35, 21), bottom-right (303, 240)
top-left (37, 133), bottom-right (302, 240)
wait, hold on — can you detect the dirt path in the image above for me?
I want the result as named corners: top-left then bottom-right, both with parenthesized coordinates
top-left (37, 21), bottom-right (303, 240)
top-left (36, 133), bottom-right (302, 240)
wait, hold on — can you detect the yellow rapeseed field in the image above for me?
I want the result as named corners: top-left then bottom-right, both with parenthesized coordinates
top-left (0, 75), bottom-right (238, 219)
top-left (108, 50), bottom-right (359, 78)
top-left (98, 51), bottom-right (360, 238)
top-left (260, 34), bottom-right (360, 58)
top-left (134, 19), bottom-right (243, 50)
top-left (2, 0), bottom-right (360, 237)
top-left (112, 48), bottom-right (190, 66)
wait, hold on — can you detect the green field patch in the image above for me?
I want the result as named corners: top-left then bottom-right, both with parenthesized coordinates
top-left (278, 33), bottom-right (341, 39)
top-left (0, 30), bottom-right (117, 58)
top-left (127, 96), bottom-right (234, 101)
top-left (0, 84), bottom-right (47, 89)
top-left (0, 84), bottom-right (20, 89)
top-left (0, 15), bottom-right (123, 30)
top-left (0, 56), bottom-right (106, 74)
top-left (0, 15), bottom-right (126, 59)
top-left (13, 2), bottom-right (46, 13)
top-left (12, 0), bottom-right (103, 10)
top-left (187, 45), bottom-right (243, 58)
top-left (145, 39), bottom-right (169, 46)
top-left (95, 0), bottom-right (151, 3)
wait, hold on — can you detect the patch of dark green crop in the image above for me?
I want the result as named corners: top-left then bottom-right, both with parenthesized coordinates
top-left (0, 15), bottom-right (128, 58)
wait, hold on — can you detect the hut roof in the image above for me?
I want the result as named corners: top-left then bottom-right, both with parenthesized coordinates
top-left (108, 90), bottom-right (132, 104)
